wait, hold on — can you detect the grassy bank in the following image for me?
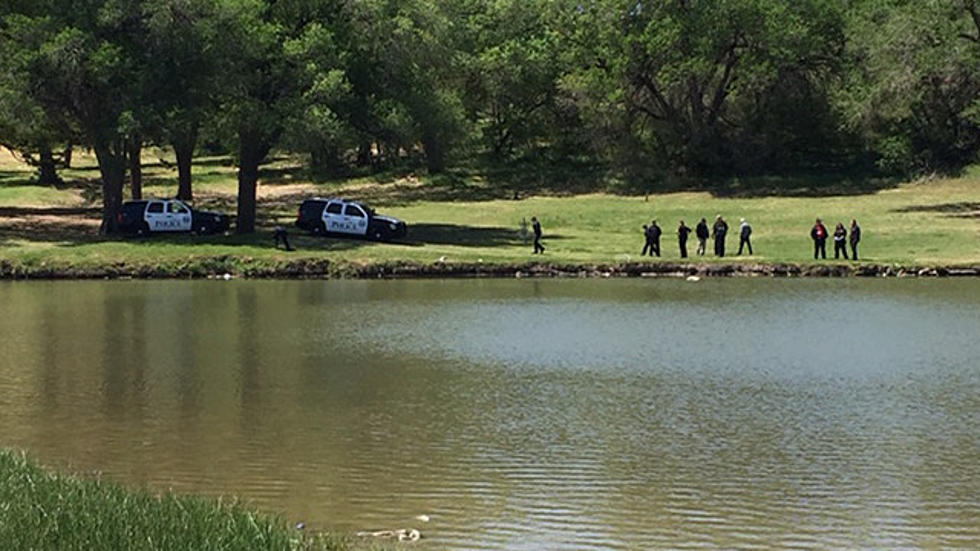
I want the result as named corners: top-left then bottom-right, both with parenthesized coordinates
top-left (0, 450), bottom-right (355, 551)
top-left (1, 148), bottom-right (978, 277)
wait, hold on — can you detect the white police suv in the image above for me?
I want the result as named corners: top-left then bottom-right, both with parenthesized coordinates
top-left (296, 198), bottom-right (407, 241)
top-left (118, 199), bottom-right (231, 235)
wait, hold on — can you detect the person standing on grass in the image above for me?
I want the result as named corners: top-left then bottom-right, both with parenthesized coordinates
top-left (850, 219), bottom-right (861, 260)
top-left (273, 226), bottom-right (294, 251)
top-left (811, 218), bottom-right (828, 259)
top-left (641, 224), bottom-right (653, 256)
top-left (531, 216), bottom-right (545, 254)
top-left (737, 218), bottom-right (753, 255)
top-left (678, 220), bottom-right (691, 258)
top-left (696, 218), bottom-right (709, 256)
top-left (833, 222), bottom-right (848, 259)
top-left (649, 220), bottom-right (662, 257)
top-left (712, 215), bottom-right (728, 257)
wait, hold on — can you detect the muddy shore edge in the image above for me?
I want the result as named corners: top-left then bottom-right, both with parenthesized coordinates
top-left (2, 258), bottom-right (979, 280)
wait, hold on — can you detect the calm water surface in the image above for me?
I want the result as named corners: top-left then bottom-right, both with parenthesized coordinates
top-left (0, 279), bottom-right (978, 550)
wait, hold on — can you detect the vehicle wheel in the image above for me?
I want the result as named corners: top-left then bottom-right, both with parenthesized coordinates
top-left (371, 228), bottom-right (385, 241)
top-left (136, 222), bottom-right (150, 237)
top-left (195, 224), bottom-right (210, 235)
top-left (313, 221), bottom-right (327, 236)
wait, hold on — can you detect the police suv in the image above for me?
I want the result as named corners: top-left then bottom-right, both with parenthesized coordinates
top-left (118, 199), bottom-right (231, 235)
top-left (296, 198), bottom-right (407, 241)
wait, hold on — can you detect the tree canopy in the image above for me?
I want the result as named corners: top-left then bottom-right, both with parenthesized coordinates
top-left (1, 0), bottom-right (977, 233)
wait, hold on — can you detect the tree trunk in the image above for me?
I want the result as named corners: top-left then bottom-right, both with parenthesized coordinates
top-left (127, 134), bottom-right (142, 200)
top-left (94, 140), bottom-right (126, 235)
top-left (236, 133), bottom-right (269, 234)
top-left (37, 147), bottom-right (62, 186)
top-left (356, 141), bottom-right (372, 167)
top-left (173, 125), bottom-right (198, 201)
top-left (421, 132), bottom-right (445, 174)
top-left (311, 145), bottom-right (343, 175)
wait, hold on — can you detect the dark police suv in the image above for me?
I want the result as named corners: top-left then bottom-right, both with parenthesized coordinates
top-left (118, 199), bottom-right (231, 235)
top-left (296, 198), bottom-right (407, 241)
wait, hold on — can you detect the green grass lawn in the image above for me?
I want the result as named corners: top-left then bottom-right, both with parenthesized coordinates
top-left (1, 147), bottom-right (977, 273)
top-left (0, 450), bottom-right (360, 551)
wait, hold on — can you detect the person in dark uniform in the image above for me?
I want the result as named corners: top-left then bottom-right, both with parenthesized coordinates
top-left (737, 218), bottom-right (753, 255)
top-left (849, 219), bottom-right (861, 260)
top-left (531, 216), bottom-right (545, 254)
top-left (649, 219), bottom-right (662, 257)
top-left (811, 218), bottom-right (828, 259)
top-left (641, 224), bottom-right (653, 256)
top-left (695, 217), bottom-right (709, 256)
top-left (833, 222), bottom-right (848, 259)
top-left (677, 220), bottom-right (691, 258)
top-left (712, 215), bottom-right (728, 257)
top-left (273, 225), bottom-right (294, 251)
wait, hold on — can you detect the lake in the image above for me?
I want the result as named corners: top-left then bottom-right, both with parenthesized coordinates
top-left (0, 279), bottom-right (978, 550)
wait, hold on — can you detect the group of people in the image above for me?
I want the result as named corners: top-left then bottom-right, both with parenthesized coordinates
top-left (810, 218), bottom-right (861, 260)
top-left (641, 215), bottom-right (752, 259)
top-left (526, 215), bottom-right (863, 261)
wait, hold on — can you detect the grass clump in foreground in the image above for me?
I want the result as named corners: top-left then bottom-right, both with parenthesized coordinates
top-left (0, 450), bottom-right (356, 551)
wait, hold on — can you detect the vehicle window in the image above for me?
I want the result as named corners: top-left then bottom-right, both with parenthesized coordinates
top-left (344, 205), bottom-right (365, 218)
top-left (168, 202), bottom-right (188, 214)
top-left (147, 202), bottom-right (164, 213)
top-left (326, 203), bottom-right (343, 214)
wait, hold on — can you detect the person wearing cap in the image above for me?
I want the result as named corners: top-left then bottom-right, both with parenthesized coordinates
top-left (677, 220), bottom-right (692, 258)
top-left (695, 217), bottom-right (709, 255)
top-left (712, 215), bottom-right (728, 257)
top-left (737, 217), bottom-right (753, 255)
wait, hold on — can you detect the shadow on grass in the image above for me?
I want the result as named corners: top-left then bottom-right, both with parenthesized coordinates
top-left (0, 203), bottom-right (538, 253)
top-left (608, 171), bottom-right (901, 198)
top-left (704, 173), bottom-right (901, 198)
top-left (405, 223), bottom-right (561, 248)
top-left (892, 202), bottom-right (980, 218)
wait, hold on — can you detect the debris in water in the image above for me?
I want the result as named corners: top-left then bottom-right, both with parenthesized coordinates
top-left (356, 528), bottom-right (421, 542)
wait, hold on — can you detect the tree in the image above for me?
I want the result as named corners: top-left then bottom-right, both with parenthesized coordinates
top-left (213, 0), bottom-right (302, 234)
top-left (142, 0), bottom-right (232, 200)
top-left (562, 0), bottom-right (847, 177)
top-left (0, 7), bottom-right (76, 186)
top-left (840, 0), bottom-right (980, 173)
top-left (454, 0), bottom-right (566, 158)
top-left (3, 4), bottom-right (146, 233)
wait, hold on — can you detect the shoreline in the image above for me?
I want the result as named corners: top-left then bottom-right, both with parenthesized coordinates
top-left (2, 257), bottom-right (979, 280)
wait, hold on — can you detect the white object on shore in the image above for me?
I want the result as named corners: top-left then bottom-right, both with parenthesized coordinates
top-left (686, 275), bottom-right (701, 282)
top-left (415, 514), bottom-right (430, 522)
top-left (356, 528), bottom-right (421, 542)
top-left (222, 273), bottom-right (232, 280)
top-left (438, 256), bottom-right (447, 263)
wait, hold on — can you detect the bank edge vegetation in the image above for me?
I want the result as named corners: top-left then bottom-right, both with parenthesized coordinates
top-left (1, 0), bottom-right (978, 238)
top-left (0, 450), bottom-right (362, 551)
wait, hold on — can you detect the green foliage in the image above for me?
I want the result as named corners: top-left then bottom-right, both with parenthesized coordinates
top-left (839, 0), bottom-right (980, 173)
top-left (1, 0), bottom-right (978, 233)
top-left (0, 450), bottom-right (352, 551)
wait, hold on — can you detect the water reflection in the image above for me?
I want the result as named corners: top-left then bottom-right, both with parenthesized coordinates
top-left (0, 279), bottom-right (978, 550)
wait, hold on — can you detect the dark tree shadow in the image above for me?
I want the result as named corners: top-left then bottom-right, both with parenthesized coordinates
top-left (892, 202), bottom-right (980, 218)
top-left (403, 223), bottom-right (568, 248)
